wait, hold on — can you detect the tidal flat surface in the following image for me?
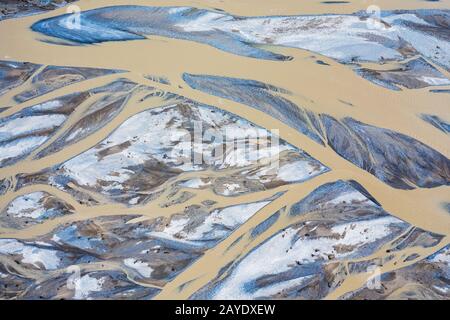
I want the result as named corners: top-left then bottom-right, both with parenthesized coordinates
top-left (0, 0), bottom-right (449, 300)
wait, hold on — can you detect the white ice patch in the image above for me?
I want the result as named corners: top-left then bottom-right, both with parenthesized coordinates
top-left (30, 100), bottom-right (63, 112)
top-left (161, 216), bottom-right (191, 237)
top-left (433, 285), bottom-right (450, 295)
top-left (184, 201), bottom-right (270, 241)
top-left (0, 114), bottom-right (65, 142)
top-left (123, 258), bottom-right (153, 278)
top-left (51, 234), bottom-right (61, 243)
top-left (250, 275), bottom-right (314, 298)
top-left (212, 216), bottom-right (403, 299)
top-left (72, 275), bottom-right (104, 300)
top-left (128, 197), bottom-right (140, 205)
top-left (392, 24), bottom-right (450, 71)
top-left (65, 127), bottom-right (84, 142)
top-left (383, 13), bottom-right (432, 26)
